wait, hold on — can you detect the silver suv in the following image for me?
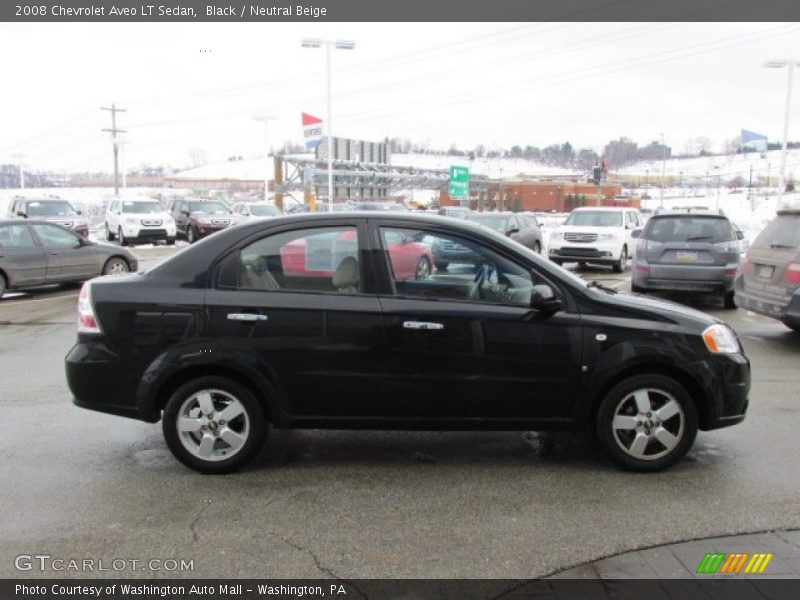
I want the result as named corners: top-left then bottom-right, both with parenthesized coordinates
top-left (631, 211), bottom-right (741, 308)
top-left (734, 209), bottom-right (800, 332)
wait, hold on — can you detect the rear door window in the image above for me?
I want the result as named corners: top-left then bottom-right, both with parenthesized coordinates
top-left (752, 215), bottom-right (800, 249)
top-left (0, 224), bottom-right (36, 247)
top-left (644, 217), bottom-right (734, 243)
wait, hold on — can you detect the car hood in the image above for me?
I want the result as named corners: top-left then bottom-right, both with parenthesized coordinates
top-left (589, 287), bottom-right (720, 329)
top-left (558, 225), bottom-right (623, 233)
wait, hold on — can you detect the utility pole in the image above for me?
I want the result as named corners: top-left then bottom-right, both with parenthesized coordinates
top-left (101, 103), bottom-right (127, 197)
top-left (11, 153), bottom-right (26, 190)
top-left (659, 133), bottom-right (667, 208)
top-left (254, 114), bottom-right (276, 202)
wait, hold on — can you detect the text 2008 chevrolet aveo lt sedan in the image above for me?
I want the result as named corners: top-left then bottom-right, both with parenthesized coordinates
top-left (65, 213), bottom-right (750, 473)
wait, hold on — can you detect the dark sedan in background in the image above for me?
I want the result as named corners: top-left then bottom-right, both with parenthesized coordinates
top-left (0, 220), bottom-right (137, 297)
top-left (66, 213), bottom-right (749, 474)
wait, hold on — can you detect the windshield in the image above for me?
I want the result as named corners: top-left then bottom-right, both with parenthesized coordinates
top-left (644, 216), bottom-right (734, 243)
top-left (466, 214), bottom-right (508, 232)
top-left (189, 201), bottom-right (228, 214)
top-left (565, 211), bottom-right (622, 227)
top-left (24, 200), bottom-right (76, 216)
top-left (122, 201), bottom-right (163, 214)
top-left (752, 214), bottom-right (800, 249)
top-left (249, 205), bottom-right (280, 217)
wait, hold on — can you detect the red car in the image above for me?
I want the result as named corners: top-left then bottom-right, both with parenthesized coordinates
top-left (281, 230), bottom-right (433, 281)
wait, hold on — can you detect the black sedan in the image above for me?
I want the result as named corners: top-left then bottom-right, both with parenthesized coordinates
top-left (66, 213), bottom-right (749, 474)
top-left (0, 220), bottom-right (137, 297)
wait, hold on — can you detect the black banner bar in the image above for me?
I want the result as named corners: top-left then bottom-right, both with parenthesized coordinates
top-left (4, 579), bottom-right (800, 600)
top-left (3, 0), bottom-right (800, 22)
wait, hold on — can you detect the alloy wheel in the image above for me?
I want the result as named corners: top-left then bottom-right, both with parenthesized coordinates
top-left (176, 389), bottom-right (250, 462)
top-left (611, 388), bottom-right (685, 461)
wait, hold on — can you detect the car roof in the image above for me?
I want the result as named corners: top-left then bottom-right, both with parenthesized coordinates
top-left (0, 219), bottom-right (71, 226)
top-left (571, 206), bottom-right (632, 211)
top-left (651, 211), bottom-right (728, 219)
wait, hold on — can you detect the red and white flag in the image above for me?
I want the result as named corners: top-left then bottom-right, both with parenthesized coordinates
top-left (302, 112), bottom-right (323, 149)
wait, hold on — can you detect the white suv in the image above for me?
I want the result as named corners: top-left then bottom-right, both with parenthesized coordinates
top-left (548, 206), bottom-right (642, 272)
top-left (105, 198), bottom-right (177, 246)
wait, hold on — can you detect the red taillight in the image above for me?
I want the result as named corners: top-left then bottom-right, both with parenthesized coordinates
top-left (77, 282), bottom-right (102, 334)
top-left (634, 264), bottom-right (650, 275)
top-left (741, 256), bottom-right (752, 275)
top-left (724, 268), bottom-right (738, 277)
top-left (785, 262), bottom-right (800, 284)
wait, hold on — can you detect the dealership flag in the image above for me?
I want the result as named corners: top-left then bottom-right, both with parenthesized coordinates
top-left (302, 113), bottom-right (323, 149)
top-left (741, 129), bottom-right (768, 152)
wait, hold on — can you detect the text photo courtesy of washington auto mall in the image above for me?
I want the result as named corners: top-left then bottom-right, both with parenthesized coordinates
top-left (1, 2), bottom-right (800, 599)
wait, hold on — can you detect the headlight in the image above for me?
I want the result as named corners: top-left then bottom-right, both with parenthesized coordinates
top-left (597, 232), bottom-right (618, 241)
top-left (125, 217), bottom-right (138, 224)
top-left (550, 231), bottom-right (563, 241)
top-left (197, 216), bottom-right (212, 224)
top-left (702, 324), bottom-right (741, 354)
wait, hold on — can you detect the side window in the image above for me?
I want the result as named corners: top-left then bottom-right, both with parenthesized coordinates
top-left (31, 224), bottom-right (80, 247)
top-left (380, 226), bottom-right (537, 307)
top-left (0, 224), bottom-right (36, 247)
top-left (238, 226), bottom-right (360, 294)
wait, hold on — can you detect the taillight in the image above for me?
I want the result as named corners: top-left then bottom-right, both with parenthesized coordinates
top-left (77, 282), bottom-right (102, 334)
top-left (634, 264), bottom-right (650, 275)
top-left (741, 256), bottom-right (752, 275)
top-left (784, 262), bottom-right (800, 284)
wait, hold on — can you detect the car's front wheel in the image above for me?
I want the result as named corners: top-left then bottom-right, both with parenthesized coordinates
top-left (105, 223), bottom-right (115, 241)
top-left (533, 241), bottom-right (541, 254)
top-left (118, 227), bottom-right (129, 247)
top-left (434, 260), bottom-right (448, 271)
top-left (596, 374), bottom-right (698, 472)
top-left (415, 256), bottom-right (431, 280)
top-left (612, 246), bottom-right (628, 273)
top-left (162, 376), bottom-right (267, 474)
top-left (103, 257), bottom-right (129, 276)
top-left (186, 226), bottom-right (196, 244)
top-left (724, 291), bottom-right (737, 310)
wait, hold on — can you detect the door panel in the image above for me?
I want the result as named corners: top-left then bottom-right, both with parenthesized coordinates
top-left (0, 224), bottom-right (46, 286)
top-left (31, 224), bottom-right (99, 280)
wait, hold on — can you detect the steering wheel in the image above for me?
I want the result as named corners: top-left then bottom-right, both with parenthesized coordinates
top-left (467, 263), bottom-right (492, 300)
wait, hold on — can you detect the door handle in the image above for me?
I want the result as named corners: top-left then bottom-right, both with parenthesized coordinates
top-left (227, 313), bottom-right (268, 322)
top-left (403, 321), bottom-right (444, 330)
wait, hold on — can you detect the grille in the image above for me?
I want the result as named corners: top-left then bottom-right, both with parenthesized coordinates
top-left (564, 232), bottom-right (597, 243)
top-left (211, 219), bottom-right (230, 226)
top-left (141, 219), bottom-right (163, 227)
top-left (441, 241), bottom-right (469, 252)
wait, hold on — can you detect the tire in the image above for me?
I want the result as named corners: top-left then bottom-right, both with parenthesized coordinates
top-left (103, 257), bottom-right (130, 276)
top-left (596, 374), bottom-right (698, 472)
top-left (578, 261), bottom-right (588, 269)
top-left (105, 223), bottom-right (115, 241)
top-left (631, 283), bottom-right (646, 294)
top-left (166, 237), bottom-right (176, 246)
top-left (415, 256), bottom-right (432, 280)
top-left (118, 227), bottom-right (129, 247)
top-left (551, 260), bottom-right (563, 266)
top-left (186, 226), bottom-right (196, 244)
top-left (612, 246), bottom-right (628, 273)
top-left (434, 261), bottom-right (448, 271)
top-left (162, 376), bottom-right (267, 474)
top-left (533, 241), bottom-right (541, 254)
top-left (724, 291), bottom-right (737, 310)
top-left (0, 272), bottom-right (6, 298)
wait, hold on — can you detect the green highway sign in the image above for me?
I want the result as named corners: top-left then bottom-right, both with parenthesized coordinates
top-left (449, 165), bottom-right (470, 198)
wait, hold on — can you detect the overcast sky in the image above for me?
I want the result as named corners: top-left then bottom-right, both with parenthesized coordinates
top-left (1, 21), bottom-right (799, 173)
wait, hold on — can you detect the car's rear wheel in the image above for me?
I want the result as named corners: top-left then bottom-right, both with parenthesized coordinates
top-left (533, 241), bottom-right (541, 254)
top-left (415, 256), bottom-right (431, 280)
top-left (612, 246), bottom-right (628, 273)
top-left (162, 376), bottom-right (266, 474)
top-left (103, 257), bottom-right (129, 276)
top-left (105, 223), bottom-right (115, 241)
top-left (631, 283), bottom-right (646, 294)
top-left (724, 291), bottom-right (737, 310)
top-left (596, 374), bottom-right (698, 472)
top-left (0, 272), bottom-right (6, 298)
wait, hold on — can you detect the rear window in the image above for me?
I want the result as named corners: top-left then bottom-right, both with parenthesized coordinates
top-left (565, 211), bottom-right (622, 227)
top-left (752, 214), bottom-right (800, 249)
top-left (643, 216), bottom-right (734, 243)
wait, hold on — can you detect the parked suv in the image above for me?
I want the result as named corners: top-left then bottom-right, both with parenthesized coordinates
top-left (8, 196), bottom-right (90, 237)
top-left (631, 211), bottom-right (741, 308)
top-left (67, 213), bottom-right (749, 474)
top-left (549, 207), bottom-right (642, 272)
top-left (105, 198), bottom-right (176, 246)
top-left (734, 209), bottom-right (800, 332)
top-left (171, 199), bottom-right (231, 243)
top-left (465, 212), bottom-right (543, 254)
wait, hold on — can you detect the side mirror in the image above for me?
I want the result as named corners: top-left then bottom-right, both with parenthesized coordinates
top-left (78, 237), bottom-right (93, 247)
top-left (181, 210), bottom-right (190, 216)
top-left (76, 210), bottom-right (82, 215)
top-left (530, 284), bottom-right (562, 313)
top-left (736, 231), bottom-right (744, 240)
top-left (16, 211), bottom-right (27, 218)
top-left (507, 227), bottom-right (520, 236)
top-left (631, 229), bottom-right (642, 239)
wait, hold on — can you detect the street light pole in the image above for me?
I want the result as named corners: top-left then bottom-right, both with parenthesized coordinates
top-left (254, 114), bottom-right (276, 202)
top-left (302, 38), bottom-right (356, 212)
top-left (660, 133), bottom-right (666, 208)
top-left (764, 59), bottom-right (799, 208)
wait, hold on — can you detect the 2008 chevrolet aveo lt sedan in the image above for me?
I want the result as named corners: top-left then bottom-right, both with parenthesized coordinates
top-left (65, 213), bottom-right (750, 473)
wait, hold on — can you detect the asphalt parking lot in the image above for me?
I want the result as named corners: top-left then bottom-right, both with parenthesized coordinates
top-left (1, 246), bottom-right (799, 579)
